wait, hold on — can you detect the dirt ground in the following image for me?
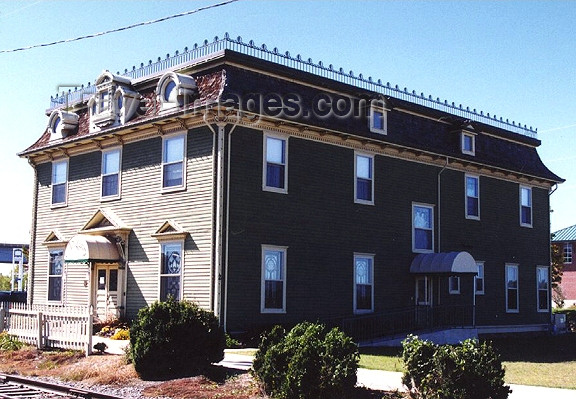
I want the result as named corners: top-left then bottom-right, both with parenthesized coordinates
top-left (0, 347), bottom-right (404, 399)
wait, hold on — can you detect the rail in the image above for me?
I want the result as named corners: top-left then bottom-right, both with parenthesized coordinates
top-left (48, 33), bottom-right (537, 139)
top-left (338, 305), bottom-right (474, 342)
top-left (0, 374), bottom-right (124, 399)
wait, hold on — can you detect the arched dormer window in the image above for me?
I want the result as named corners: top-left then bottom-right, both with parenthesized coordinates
top-left (48, 109), bottom-right (79, 141)
top-left (89, 70), bottom-right (141, 133)
top-left (156, 72), bottom-right (197, 111)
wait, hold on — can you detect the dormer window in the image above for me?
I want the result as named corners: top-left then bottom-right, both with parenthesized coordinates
top-left (157, 72), bottom-right (197, 111)
top-left (88, 71), bottom-right (141, 133)
top-left (369, 99), bottom-right (388, 134)
top-left (461, 132), bottom-right (476, 155)
top-left (48, 110), bottom-right (79, 141)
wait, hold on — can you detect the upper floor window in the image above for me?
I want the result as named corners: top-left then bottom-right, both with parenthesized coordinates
top-left (520, 186), bottom-right (532, 227)
top-left (355, 153), bottom-right (374, 204)
top-left (465, 175), bottom-right (480, 220)
top-left (461, 132), bottom-right (476, 155)
top-left (262, 246), bottom-right (287, 313)
top-left (370, 107), bottom-right (387, 134)
top-left (48, 110), bottom-right (78, 141)
top-left (156, 72), bottom-right (197, 111)
top-left (413, 204), bottom-right (434, 253)
top-left (48, 250), bottom-right (63, 301)
top-left (563, 243), bottom-right (572, 264)
top-left (354, 254), bottom-right (374, 313)
top-left (475, 262), bottom-right (485, 295)
top-left (536, 266), bottom-right (549, 312)
top-left (505, 264), bottom-right (519, 313)
top-left (101, 148), bottom-right (121, 199)
top-left (160, 242), bottom-right (182, 301)
top-left (162, 134), bottom-right (186, 190)
top-left (51, 160), bottom-right (68, 206)
top-left (263, 134), bottom-right (288, 193)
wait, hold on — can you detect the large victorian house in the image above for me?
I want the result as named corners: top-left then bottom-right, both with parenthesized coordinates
top-left (19, 34), bottom-right (562, 338)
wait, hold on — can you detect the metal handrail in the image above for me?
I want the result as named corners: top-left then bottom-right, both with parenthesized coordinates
top-left (48, 33), bottom-right (537, 139)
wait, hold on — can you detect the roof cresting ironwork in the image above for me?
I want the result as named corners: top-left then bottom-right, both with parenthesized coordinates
top-left (49, 33), bottom-right (537, 139)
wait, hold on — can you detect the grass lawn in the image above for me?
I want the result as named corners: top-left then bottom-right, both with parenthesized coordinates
top-left (358, 333), bottom-right (576, 390)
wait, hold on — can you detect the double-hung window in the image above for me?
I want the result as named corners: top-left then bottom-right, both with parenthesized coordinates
top-left (261, 246), bottom-right (286, 312)
top-left (162, 134), bottom-right (186, 189)
top-left (413, 204), bottom-right (434, 252)
top-left (160, 242), bottom-right (182, 301)
top-left (354, 254), bottom-right (374, 313)
top-left (101, 148), bottom-right (121, 199)
top-left (536, 266), bottom-right (549, 312)
top-left (355, 153), bottom-right (374, 204)
top-left (263, 135), bottom-right (287, 193)
top-left (520, 186), bottom-right (532, 227)
top-left (465, 175), bottom-right (480, 219)
top-left (505, 264), bottom-right (519, 313)
top-left (563, 243), bottom-right (572, 264)
top-left (48, 250), bottom-right (63, 301)
top-left (475, 262), bottom-right (485, 295)
top-left (51, 160), bottom-right (68, 206)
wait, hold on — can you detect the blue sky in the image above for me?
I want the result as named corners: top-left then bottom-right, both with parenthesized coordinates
top-left (0, 0), bottom-right (574, 243)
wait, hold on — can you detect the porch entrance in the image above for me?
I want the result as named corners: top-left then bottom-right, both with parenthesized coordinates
top-left (94, 264), bottom-right (119, 322)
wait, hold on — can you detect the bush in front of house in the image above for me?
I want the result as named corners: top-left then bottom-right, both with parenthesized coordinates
top-left (129, 297), bottom-right (225, 380)
top-left (0, 332), bottom-right (24, 351)
top-left (401, 335), bottom-right (511, 399)
top-left (252, 322), bottom-right (359, 399)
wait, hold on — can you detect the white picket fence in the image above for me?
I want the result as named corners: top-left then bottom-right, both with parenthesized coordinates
top-left (0, 303), bottom-right (93, 355)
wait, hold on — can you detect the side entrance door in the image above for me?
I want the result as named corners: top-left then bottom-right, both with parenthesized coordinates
top-left (94, 264), bottom-right (119, 322)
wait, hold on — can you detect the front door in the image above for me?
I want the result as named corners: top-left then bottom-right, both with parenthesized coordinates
top-left (94, 265), bottom-right (119, 322)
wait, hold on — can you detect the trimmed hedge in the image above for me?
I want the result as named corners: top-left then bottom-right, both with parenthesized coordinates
top-left (129, 298), bottom-right (225, 380)
top-left (252, 322), bottom-right (359, 399)
top-left (402, 335), bottom-right (511, 399)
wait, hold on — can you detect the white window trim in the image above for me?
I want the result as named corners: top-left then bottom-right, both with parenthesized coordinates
top-left (51, 159), bottom-right (69, 208)
top-left (505, 263), bottom-right (519, 313)
top-left (47, 249), bottom-right (64, 303)
top-left (353, 253), bottom-right (375, 314)
top-left (101, 147), bottom-right (122, 201)
top-left (412, 203), bottom-right (435, 253)
top-left (369, 105), bottom-right (388, 134)
top-left (354, 152), bottom-right (375, 205)
top-left (161, 133), bottom-right (187, 193)
top-left (449, 276), bottom-right (461, 294)
top-left (461, 132), bottom-right (476, 156)
top-left (261, 245), bottom-right (288, 314)
top-left (158, 241), bottom-right (184, 301)
top-left (519, 185), bottom-right (533, 228)
top-left (536, 266), bottom-right (550, 313)
top-left (475, 262), bottom-right (485, 295)
top-left (563, 243), bottom-right (573, 264)
top-left (262, 132), bottom-right (288, 194)
top-left (465, 174), bottom-right (480, 220)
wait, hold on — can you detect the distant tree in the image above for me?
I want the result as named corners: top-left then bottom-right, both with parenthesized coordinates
top-left (551, 243), bottom-right (564, 288)
top-left (0, 274), bottom-right (11, 291)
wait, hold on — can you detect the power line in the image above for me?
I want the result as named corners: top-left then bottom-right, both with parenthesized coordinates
top-left (0, 0), bottom-right (239, 54)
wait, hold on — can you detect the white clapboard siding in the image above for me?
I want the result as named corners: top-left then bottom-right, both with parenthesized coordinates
top-left (32, 128), bottom-right (215, 320)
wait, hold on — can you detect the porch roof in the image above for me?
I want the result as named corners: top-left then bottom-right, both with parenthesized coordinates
top-left (64, 234), bottom-right (120, 263)
top-left (410, 251), bottom-right (477, 275)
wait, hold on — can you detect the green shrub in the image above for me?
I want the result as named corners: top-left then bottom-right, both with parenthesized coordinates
top-left (0, 332), bottom-right (23, 351)
top-left (129, 298), bottom-right (225, 380)
top-left (402, 335), bottom-right (511, 399)
top-left (252, 322), bottom-right (359, 399)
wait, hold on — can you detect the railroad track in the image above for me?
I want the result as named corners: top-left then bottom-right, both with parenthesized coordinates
top-left (0, 374), bottom-right (125, 399)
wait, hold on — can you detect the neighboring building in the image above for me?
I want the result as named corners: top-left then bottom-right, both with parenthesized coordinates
top-left (0, 243), bottom-right (28, 288)
top-left (551, 224), bottom-right (576, 307)
top-left (19, 34), bottom-right (563, 337)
